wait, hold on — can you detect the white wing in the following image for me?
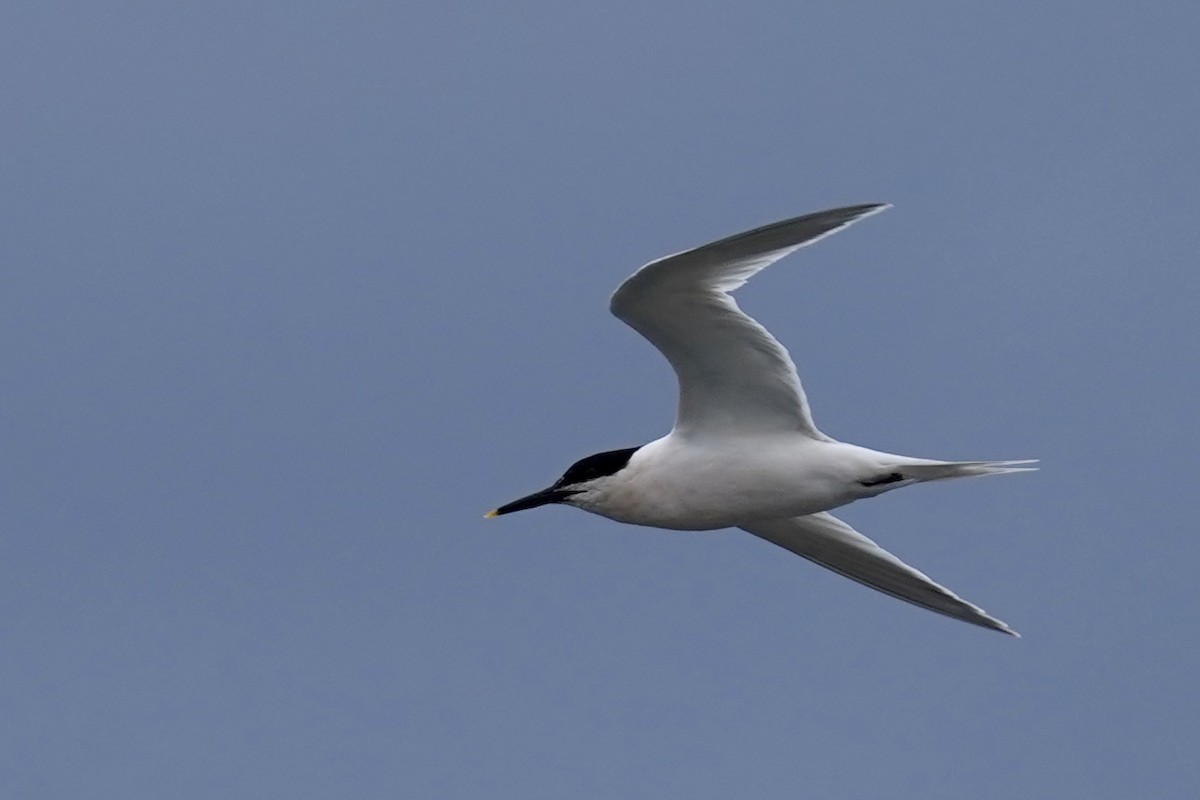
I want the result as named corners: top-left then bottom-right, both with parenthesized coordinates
top-left (610, 204), bottom-right (888, 439)
top-left (740, 512), bottom-right (1018, 636)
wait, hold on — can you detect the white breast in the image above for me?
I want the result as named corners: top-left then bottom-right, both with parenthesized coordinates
top-left (575, 434), bottom-right (878, 531)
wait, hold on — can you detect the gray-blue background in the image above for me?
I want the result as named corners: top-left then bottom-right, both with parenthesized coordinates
top-left (4, 4), bottom-right (1197, 798)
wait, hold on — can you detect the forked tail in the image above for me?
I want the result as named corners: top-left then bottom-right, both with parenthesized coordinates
top-left (900, 459), bottom-right (1039, 482)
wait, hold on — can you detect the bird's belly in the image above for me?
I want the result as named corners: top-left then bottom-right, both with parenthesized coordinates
top-left (595, 450), bottom-right (858, 531)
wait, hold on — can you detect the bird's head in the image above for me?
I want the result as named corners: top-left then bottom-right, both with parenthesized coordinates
top-left (485, 446), bottom-right (641, 518)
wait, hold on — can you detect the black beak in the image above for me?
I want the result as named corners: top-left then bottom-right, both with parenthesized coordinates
top-left (485, 486), bottom-right (575, 518)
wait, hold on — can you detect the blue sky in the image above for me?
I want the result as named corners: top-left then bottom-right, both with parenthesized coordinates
top-left (3, 3), bottom-right (1198, 798)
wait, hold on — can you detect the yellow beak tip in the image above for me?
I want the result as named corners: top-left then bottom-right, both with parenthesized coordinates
top-left (483, 509), bottom-right (499, 519)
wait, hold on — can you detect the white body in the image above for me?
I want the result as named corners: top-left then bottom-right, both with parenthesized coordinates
top-left (491, 204), bottom-right (1035, 635)
top-left (577, 435), bottom-right (918, 530)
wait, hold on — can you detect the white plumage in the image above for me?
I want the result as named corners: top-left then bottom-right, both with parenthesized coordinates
top-left (489, 204), bottom-right (1034, 636)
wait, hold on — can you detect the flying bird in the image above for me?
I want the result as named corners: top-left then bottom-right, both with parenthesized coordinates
top-left (486, 204), bottom-right (1034, 635)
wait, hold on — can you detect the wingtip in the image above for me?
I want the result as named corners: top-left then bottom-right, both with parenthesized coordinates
top-left (840, 202), bottom-right (891, 226)
top-left (996, 622), bottom-right (1021, 638)
top-left (981, 614), bottom-right (1020, 637)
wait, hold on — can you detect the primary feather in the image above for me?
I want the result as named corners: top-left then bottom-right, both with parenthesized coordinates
top-left (610, 204), bottom-right (888, 439)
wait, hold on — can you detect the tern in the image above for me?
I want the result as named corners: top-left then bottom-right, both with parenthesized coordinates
top-left (486, 204), bottom-right (1034, 635)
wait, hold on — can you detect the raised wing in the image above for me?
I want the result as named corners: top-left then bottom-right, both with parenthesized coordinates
top-left (740, 512), bottom-right (1017, 635)
top-left (610, 204), bottom-right (888, 439)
